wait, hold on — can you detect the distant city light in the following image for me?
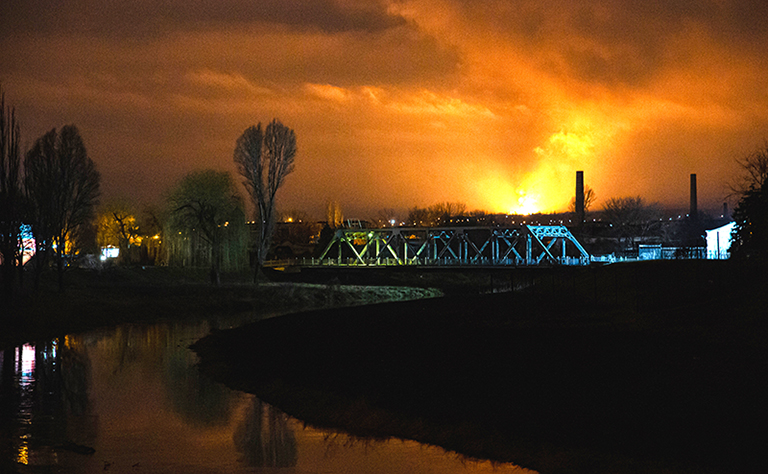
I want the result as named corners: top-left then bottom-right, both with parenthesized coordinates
top-left (100, 247), bottom-right (119, 261)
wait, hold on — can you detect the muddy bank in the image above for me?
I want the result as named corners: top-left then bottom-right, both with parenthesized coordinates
top-left (193, 261), bottom-right (768, 474)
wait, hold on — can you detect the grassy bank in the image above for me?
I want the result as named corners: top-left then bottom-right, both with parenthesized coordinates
top-left (0, 266), bottom-right (441, 350)
top-left (193, 260), bottom-right (768, 474)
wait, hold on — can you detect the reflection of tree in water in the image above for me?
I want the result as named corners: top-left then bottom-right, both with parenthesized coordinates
top-left (1, 347), bottom-right (20, 471)
top-left (234, 396), bottom-right (297, 467)
top-left (102, 324), bottom-right (168, 376)
top-left (58, 336), bottom-right (96, 445)
top-left (95, 320), bottom-right (234, 428)
top-left (163, 323), bottom-right (233, 427)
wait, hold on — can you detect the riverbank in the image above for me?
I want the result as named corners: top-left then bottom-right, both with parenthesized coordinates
top-left (0, 266), bottom-right (441, 351)
top-left (193, 260), bottom-right (768, 474)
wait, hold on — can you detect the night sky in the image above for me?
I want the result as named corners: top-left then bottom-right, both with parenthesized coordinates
top-left (2, 0), bottom-right (767, 218)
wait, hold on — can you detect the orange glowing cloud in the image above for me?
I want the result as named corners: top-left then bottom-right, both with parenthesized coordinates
top-left (1, 0), bottom-right (768, 219)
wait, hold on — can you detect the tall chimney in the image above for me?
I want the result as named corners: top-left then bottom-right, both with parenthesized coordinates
top-left (690, 173), bottom-right (698, 219)
top-left (575, 171), bottom-right (584, 224)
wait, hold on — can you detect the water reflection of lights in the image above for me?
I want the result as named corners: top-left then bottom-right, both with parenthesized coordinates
top-left (14, 345), bottom-right (37, 465)
top-left (9, 342), bottom-right (65, 467)
top-left (1, 324), bottom-right (537, 474)
top-left (16, 440), bottom-right (29, 465)
top-left (19, 344), bottom-right (36, 383)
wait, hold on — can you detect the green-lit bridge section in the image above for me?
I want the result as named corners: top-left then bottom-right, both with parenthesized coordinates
top-left (316, 225), bottom-right (590, 267)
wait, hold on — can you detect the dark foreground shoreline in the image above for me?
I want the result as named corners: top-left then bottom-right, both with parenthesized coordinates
top-left (193, 260), bottom-right (768, 474)
top-left (0, 266), bottom-right (441, 351)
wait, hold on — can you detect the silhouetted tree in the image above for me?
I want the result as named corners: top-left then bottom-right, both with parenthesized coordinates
top-left (136, 204), bottom-right (166, 265)
top-left (431, 202), bottom-right (467, 225)
top-left (314, 224), bottom-right (336, 258)
top-left (729, 141), bottom-right (768, 198)
top-left (406, 202), bottom-right (467, 227)
top-left (371, 208), bottom-right (399, 227)
top-left (96, 200), bottom-right (139, 265)
top-left (0, 87), bottom-right (23, 294)
top-left (166, 169), bottom-right (245, 285)
top-left (568, 185), bottom-right (596, 215)
top-left (406, 206), bottom-right (430, 226)
top-left (730, 143), bottom-right (768, 260)
top-left (602, 196), bottom-right (661, 249)
top-left (234, 120), bottom-right (297, 280)
top-left (730, 182), bottom-right (768, 260)
top-left (25, 125), bottom-right (100, 292)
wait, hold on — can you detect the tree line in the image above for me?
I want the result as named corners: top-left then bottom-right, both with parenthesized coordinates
top-left (0, 87), bottom-right (299, 292)
top-left (1, 88), bottom-right (101, 294)
top-left (730, 142), bottom-right (768, 260)
top-left (75, 118), bottom-right (298, 286)
top-left (3, 81), bottom-right (766, 295)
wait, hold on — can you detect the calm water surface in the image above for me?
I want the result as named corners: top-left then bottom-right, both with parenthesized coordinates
top-left (0, 315), bottom-right (533, 473)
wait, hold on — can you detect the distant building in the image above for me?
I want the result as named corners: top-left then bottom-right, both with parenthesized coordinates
top-left (0, 224), bottom-right (35, 266)
top-left (100, 246), bottom-right (119, 261)
top-left (705, 222), bottom-right (735, 259)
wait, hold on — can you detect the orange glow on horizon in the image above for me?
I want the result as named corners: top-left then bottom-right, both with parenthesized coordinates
top-left (2, 1), bottom-right (764, 217)
top-left (512, 192), bottom-right (540, 215)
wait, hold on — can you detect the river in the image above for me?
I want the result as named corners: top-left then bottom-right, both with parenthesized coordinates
top-left (0, 314), bottom-right (533, 474)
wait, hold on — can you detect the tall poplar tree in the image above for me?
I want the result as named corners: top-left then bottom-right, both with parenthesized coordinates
top-left (0, 87), bottom-right (23, 294)
top-left (234, 119), bottom-right (296, 280)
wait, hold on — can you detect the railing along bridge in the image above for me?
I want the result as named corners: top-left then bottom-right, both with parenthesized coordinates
top-left (314, 225), bottom-right (590, 267)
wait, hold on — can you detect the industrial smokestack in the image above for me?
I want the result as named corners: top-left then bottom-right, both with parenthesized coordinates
top-left (690, 173), bottom-right (698, 219)
top-left (575, 171), bottom-right (584, 224)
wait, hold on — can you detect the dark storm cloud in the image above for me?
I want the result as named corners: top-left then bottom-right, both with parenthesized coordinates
top-left (565, 0), bottom-right (768, 86)
top-left (434, 0), bottom-right (768, 87)
top-left (0, 0), bottom-right (404, 38)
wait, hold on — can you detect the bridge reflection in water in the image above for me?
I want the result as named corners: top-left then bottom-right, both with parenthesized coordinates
top-left (313, 225), bottom-right (590, 267)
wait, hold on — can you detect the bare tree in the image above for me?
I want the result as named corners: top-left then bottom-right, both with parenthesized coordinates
top-left (729, 141), bottom-right (768, 199)
top-left (25, 125), bottom-right (100, 291)
top-left (0, 87), bottom-right (23, 294)
top-left (406, 202), bottom-right (467, 227)
top-left (371, 208), bottom-right (398, 227)
top-left (405, 206), bottom-right (430, 226)
top-left (569, 185), bottom-right (596, 215)
top-left (602, 196), bottom-right (662, 248)
top-left (96, 200), bottom-right (140, 265)
top-left (137, 204), bottom-right (166, 265)
top-left (234, 119), bottom-right (297, 280)
top-left (430, 202), bottom-right (467, 224)
top-left (167, 170), bottom-right (245, 285)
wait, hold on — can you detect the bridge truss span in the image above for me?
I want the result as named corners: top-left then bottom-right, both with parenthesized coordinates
top-left (317, 225), bottom-right (590, 267)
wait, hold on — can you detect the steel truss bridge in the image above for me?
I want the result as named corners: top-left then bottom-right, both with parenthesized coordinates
top-left (316, 225), bottom-right (590, 267)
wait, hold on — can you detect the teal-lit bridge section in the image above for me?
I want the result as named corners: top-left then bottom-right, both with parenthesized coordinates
top-left (316, 225), bottom-right (590, 267)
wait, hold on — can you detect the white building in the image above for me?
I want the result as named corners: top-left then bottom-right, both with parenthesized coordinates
top-left (706, 222), bottom-right (735, 259)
